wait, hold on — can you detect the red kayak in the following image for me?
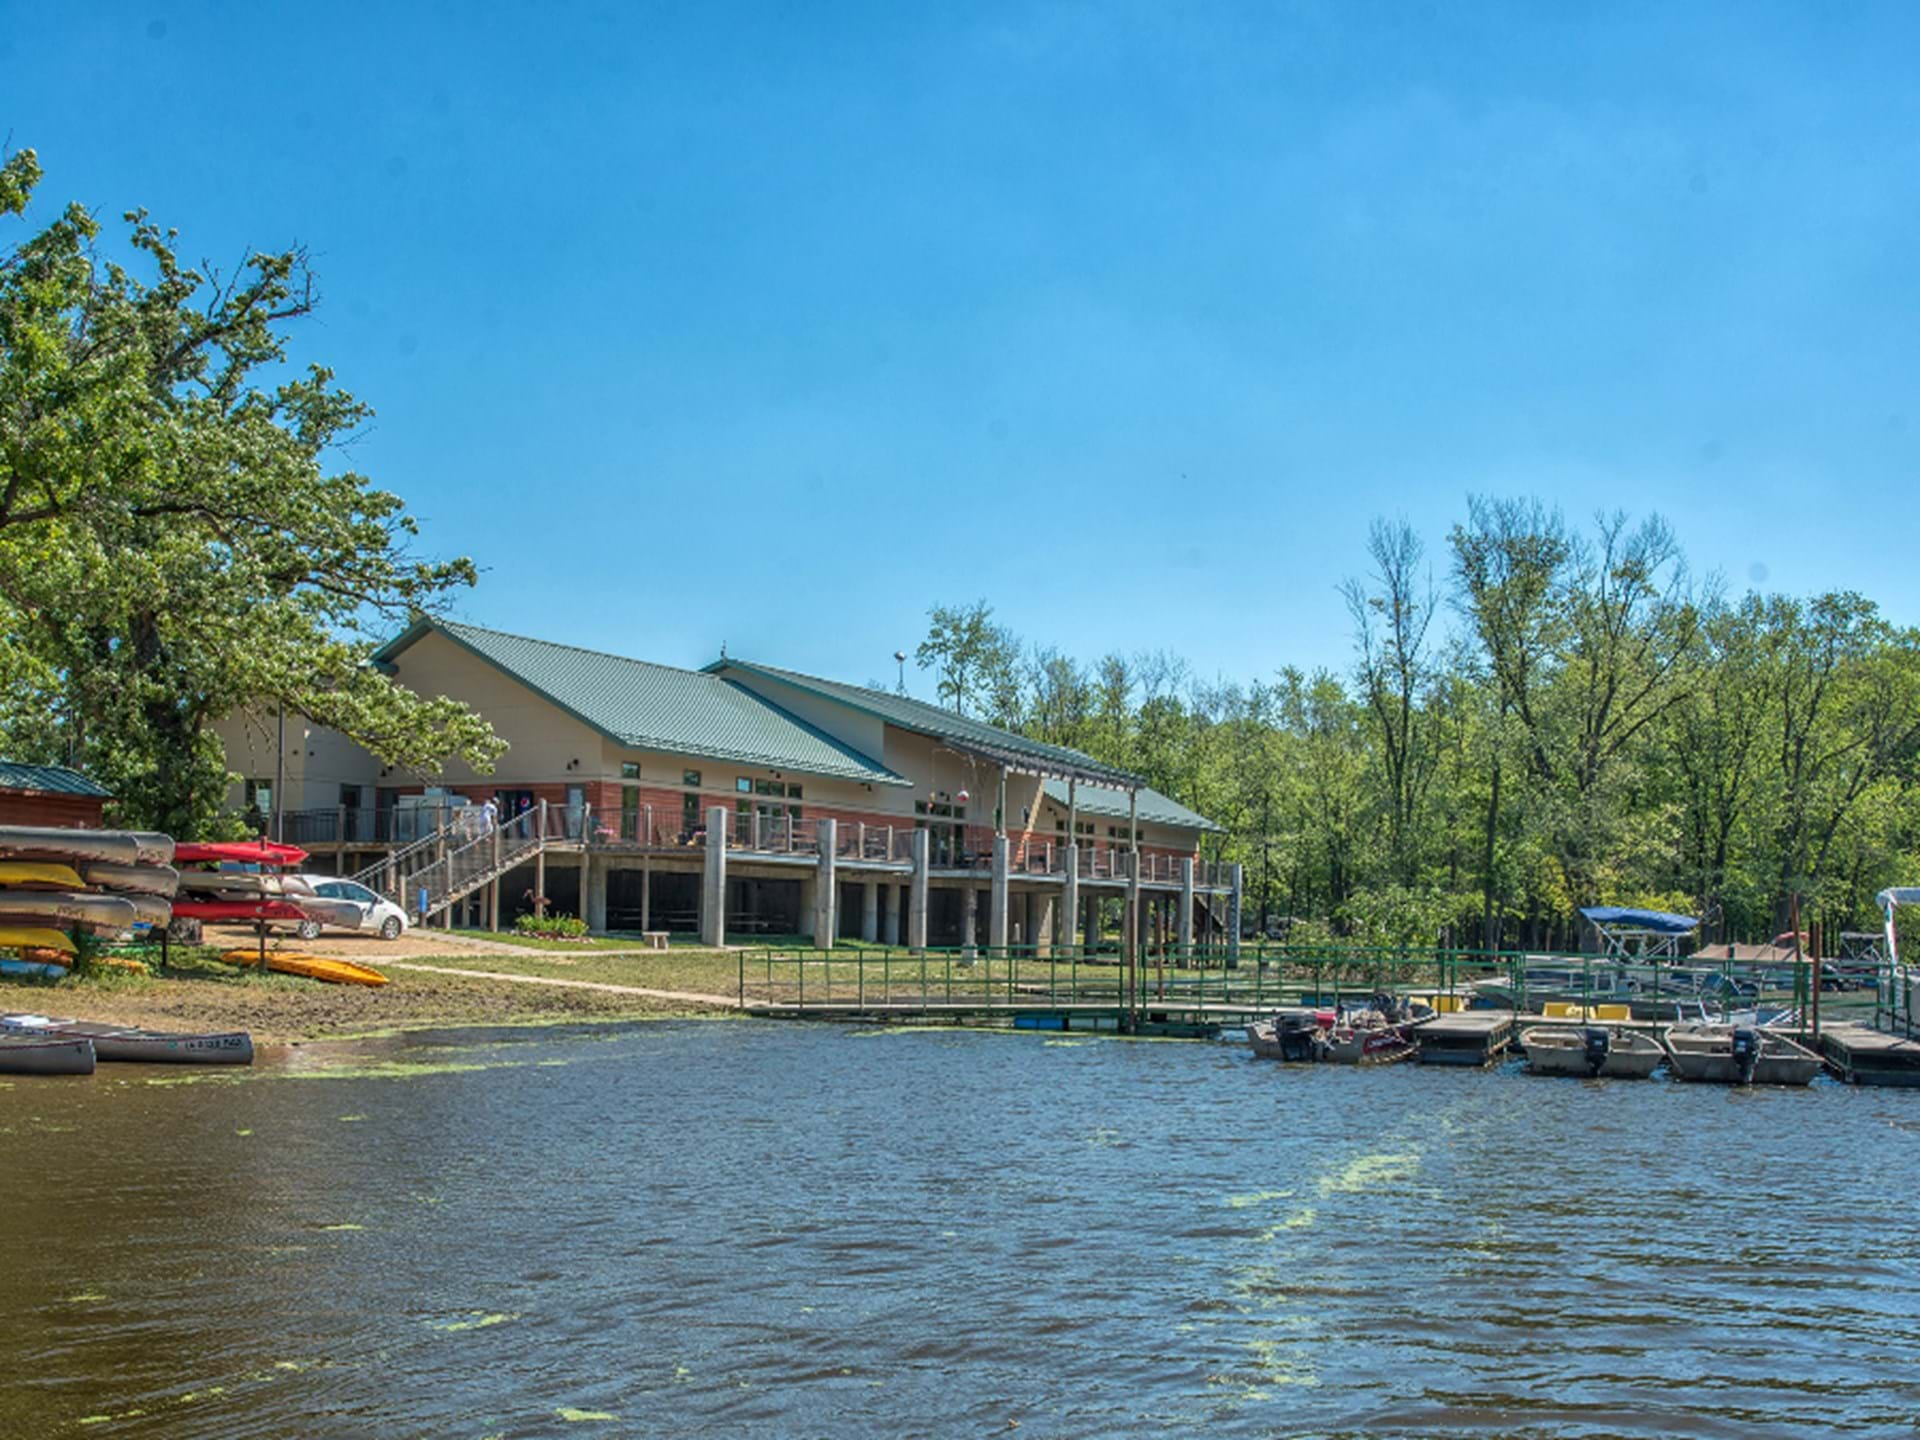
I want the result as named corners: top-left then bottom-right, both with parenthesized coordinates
top-left (174, 840), bottom-right (308, 868)
top-left (170, 898), bottom-right (309, 923)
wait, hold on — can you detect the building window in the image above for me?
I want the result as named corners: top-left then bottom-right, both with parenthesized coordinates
top-left (683, 770), bottom-right (702, 788)
top-left (682, 792), bottom-right (701, 837)
top-left (736, 777), bottom-right (753, 793)
top-left (620, 762), bottom-right (640, 779)
top-left (621, 787), bottom-right (639, 841)
top-left (914, 798), bottom-right (968, 866)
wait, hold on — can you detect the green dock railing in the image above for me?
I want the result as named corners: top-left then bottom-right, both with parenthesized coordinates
top-left (737, 942), bottom-right (1871, 1031)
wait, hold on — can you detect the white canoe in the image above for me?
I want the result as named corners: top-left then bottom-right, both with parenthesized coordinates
top-left (0, 890), bottom-right (139, 931)
top-left (0, 1013), bottom-right (253, 1066)
top-left (80, 862), bottom-right (181, 898)
top-left (0, 1033), bottom-right (96, 1076)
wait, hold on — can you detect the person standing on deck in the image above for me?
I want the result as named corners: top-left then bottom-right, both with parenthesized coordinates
top-left (480, 796), bottom-right (499, 833)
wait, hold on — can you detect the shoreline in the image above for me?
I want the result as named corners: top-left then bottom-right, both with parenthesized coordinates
top-left (7, 928), bottom-right (745, 1046)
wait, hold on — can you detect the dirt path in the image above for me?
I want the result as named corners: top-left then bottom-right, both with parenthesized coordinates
top-left (384, 961), bottom-right (742, 1009)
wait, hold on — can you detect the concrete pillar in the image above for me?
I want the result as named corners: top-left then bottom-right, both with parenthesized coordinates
top-left (962, 886), bottom-right (978, 959)
top-left (1228, 862), bottom-right (1244, 967)
top-left (861, 880), bottom-right (879, 943)
top-left (797, 875), bottom-right (816, 941)
top-left (908, 830), bottom-right (929, 951)
top-left (814, 818), bottom-right (837, 948)
top-left (1062, 845), bottom-right (1081, 951)
top-left (989, 835), bottom-right (1010, 951)
top-left (576, 855), bottom-right (590, 924)
top-left (1035, 893), bottom-right (1055, 958)
top-left (700, 806), bottom-right (728, 948)
top-left (1179, 857), bottom-right (1195, 961)
top-left (882, 884), bottom-right (901, 946)
top-left (533, 847), bottom-right (546, 920)
top-left (1124, 869), bottom-right (1141, 1015)
top-left (585, 854), bottom-right (607, 933)
top-left (488, 877), bottom-right (500, 932)
top-left (640, 859), bottom-right (651, 931)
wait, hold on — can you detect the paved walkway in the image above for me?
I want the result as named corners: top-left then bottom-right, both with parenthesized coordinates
top-left (385, 960), bottom-right (742, 1009)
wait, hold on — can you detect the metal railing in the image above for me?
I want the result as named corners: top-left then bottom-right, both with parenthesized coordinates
top-left (738, 941), bottom-right (1874, 1030)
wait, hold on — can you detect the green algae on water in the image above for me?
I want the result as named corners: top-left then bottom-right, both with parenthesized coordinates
top-left (556, 1407), bottom-right (619, 1422)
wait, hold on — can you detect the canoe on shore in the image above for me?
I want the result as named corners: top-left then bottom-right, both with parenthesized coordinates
top-left (0, 891), bottom-right (138, 931)
top-left (0, 925), bottom-right (76, 956)
top-left (0, 862), bottom-right (86, 890)
top-left (80, 862), bottom-right (181, 898)
top-left (219, 950), bottom-right (389, 987)
top-left (173, 898), bottom-right (308, 924)
top-left (0, 956), bottom-right (68, 979)
top-left (174, 840), bottom-right (307, 868)
top-left (0, 827), bottom-right (144, 865)
top-left (0, 1012), bottom-right (253, 1065)
top-left (0, 1032), bottom-right (95, 1075)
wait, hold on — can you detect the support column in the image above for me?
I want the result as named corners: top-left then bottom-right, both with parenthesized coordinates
top-left (1063, 845), bottom-right (1081, 950)
top-left (882, 883), bottom-right (901, 946)
top-left (1124, 866), bottom-right (1141, 1024)
top-left (962, 886), bottom-right (978, 959)
top-left (1179, 857), bottom-right (1195, 961)
top-left (814, 818), bottom-right (837, 948)
top-left (640, 858), bottom-right (651, 931)
top-left (488, 877), bottom-right (500, 932)
top-left (585, 854), bottom-right (607, 933)
top-left (861, 880), bottom-right (879, 943)
top-left (1035, 893), bottom-right (1055, 958)
top-left (990, 835), bottom-right (1010, 951)
top-left (533, 846), bottom-right (546, 918)
top-left (701, 806), bottom-right (728, 948)
top-left (1228, 862), bottom-right (1244, 968)
top-left (908, 830), bottom-right (930, 951)
top-left (577, 854), bottom-right (590, 924)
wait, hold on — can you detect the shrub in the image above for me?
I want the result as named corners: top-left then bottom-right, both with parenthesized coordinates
top-left (514, 913), bottom-right (589, 941)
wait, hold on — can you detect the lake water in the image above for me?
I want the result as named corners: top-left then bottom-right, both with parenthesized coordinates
top-left (4, 1021), bottom-right (1919, 1439)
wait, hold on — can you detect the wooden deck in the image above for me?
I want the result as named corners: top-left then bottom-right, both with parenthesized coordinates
top-left (1819, 1022), bottom-right (1920, 1087)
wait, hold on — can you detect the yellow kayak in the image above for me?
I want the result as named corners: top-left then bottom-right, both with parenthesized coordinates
top-left (220, 950), bottom-right (389, 987)
top-left (0, 925), bottom-right (77, 956)
top-left (0, 862), bottom-right (85, 890)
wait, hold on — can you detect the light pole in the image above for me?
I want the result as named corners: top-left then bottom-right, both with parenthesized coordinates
top-left (893, 650), bottom-right (907, 694)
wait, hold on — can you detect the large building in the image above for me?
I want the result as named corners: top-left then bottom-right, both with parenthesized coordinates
top-left (213, 619), bottom-right (1238, 949)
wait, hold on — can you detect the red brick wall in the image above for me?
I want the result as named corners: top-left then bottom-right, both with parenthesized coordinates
top-left (0, 791), bottom-right (107, 828)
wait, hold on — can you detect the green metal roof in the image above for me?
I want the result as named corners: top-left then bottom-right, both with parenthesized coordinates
top-left (1041, 779), bottom-right (1222, 833)
top-left (0, 760), bottom-right (112, 798)
top-left (706, 658), bottom-right (1144, 787)
top-left (372, 620), bottom-right (910, 787)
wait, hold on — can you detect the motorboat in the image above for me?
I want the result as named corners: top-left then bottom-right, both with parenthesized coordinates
top-left (1521, 1024), bottom-right (1664, 1078)
top-left (1663, 1024), bottom-right (1822, 1086)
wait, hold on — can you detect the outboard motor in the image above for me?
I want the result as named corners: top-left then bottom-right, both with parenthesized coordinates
top-left (1582, 1027), bottom-right (1611, 1077)
top-left (1370, 990), bottom-right (1399, 1023)
top-left (1277, 1012), bottom-right (1320, 1062)
top-left (1730, 1026), bottom-right (1760, 1085)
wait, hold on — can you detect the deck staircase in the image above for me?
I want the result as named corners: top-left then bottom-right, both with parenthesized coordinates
top-left (352, 802), bottom-right (586, 922)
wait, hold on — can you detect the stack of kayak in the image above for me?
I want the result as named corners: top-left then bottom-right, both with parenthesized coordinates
top-left (0, 826), bottom-right (179, 977)
top-left (171, 839), bottom-right (313, 936)
top-left (0, 1012), bottom-right (254, 1075)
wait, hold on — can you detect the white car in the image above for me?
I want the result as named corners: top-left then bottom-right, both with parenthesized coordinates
top-left (291, 875), bottom-right (411, 941)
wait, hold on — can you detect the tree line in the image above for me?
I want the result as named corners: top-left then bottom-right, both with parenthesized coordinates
top-left (914, 502), bottom-right (1920, 949)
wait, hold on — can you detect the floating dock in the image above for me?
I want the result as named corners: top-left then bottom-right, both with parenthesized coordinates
top-left (1818, 1023), bottom-right (1920, 1087)
top-left (1413, 1010), bottom-right (1514, 1066)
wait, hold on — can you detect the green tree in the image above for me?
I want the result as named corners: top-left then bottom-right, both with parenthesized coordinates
top-left (915, 599), bottom-right (1021, 719)
top-left (0, 149), bottom-right (502, 834)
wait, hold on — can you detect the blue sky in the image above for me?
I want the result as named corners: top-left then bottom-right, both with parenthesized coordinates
top-left (8, 2), bottom-right (1919, 697)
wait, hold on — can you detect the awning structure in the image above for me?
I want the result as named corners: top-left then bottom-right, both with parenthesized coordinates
top-left (1579, 905), bottom-right (1701, 960)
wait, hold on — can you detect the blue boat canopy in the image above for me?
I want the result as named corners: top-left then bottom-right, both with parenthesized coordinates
top-left (1579, 906), bottom-right (1700, 935)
